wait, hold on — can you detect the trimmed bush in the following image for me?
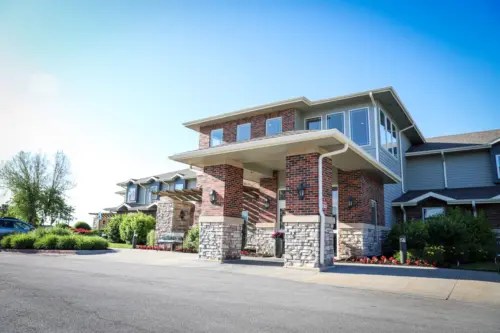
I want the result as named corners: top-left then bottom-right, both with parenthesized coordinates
top-left (74, 221), bottom-right (92, 230)
top-left (10, 234), bottom-right (37, 249)
top-left (55, 223), bottom-right (71, 229)
top-left (183, 225), bottom-right (199, 252)
top-left (75, 236), bottom-right (108, 250)
top-left (105, 215), bottom-right (123, 243)
top-left (32, 227), bottom-right (72, 238)
top-left (56, 235), bottom-right (77, 250)
top-left (423, 245), bottom-right (445, 266)
top-left (147, 230), bottom-right (155, 246)
top-left (120, 213), bottom-right (156, 245)
top-left (1, 234), bottom-right (14, 248)
top-left (34, 235), bottom-right (58, 249)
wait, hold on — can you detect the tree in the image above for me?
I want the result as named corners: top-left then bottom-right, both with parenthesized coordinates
top-left (0, 151), bottom-right (75, 226)
top-left (119, 213), bottom-right (156, 244)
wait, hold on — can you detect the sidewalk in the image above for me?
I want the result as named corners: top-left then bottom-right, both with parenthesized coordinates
top-left (69, 249), bottom-right (500, 305)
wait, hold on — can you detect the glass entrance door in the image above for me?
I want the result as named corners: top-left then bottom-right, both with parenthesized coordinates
top-left (332, 187), bottom-right (338, 257)
top-left (277, 189), bottom-right (286, 231)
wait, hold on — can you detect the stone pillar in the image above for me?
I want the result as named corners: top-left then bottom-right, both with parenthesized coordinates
top-left (337, 170), bottom-right (385, 258)
top-left (283, 153), bottom-right (333, 269)
top-left (254, 172), bottom-right (277, 256)
top-left (155, 197), bottom-right (194, 247)
top-left (198, 164), bottom-right (244, 261)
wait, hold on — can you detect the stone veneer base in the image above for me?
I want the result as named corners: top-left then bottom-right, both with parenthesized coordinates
top-left (198, 219), bottom-right (243, 261)
top-left (338, 224), bottom-right (390, 259)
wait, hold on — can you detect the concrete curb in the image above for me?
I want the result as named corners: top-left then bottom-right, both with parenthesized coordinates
top-left (0, 249), bottom-right (116, 255)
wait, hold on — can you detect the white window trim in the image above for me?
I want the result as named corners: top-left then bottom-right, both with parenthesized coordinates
top-left (496, 154), bottom-right (500, 178)
top-left (265, 117), bottom-right (282, 136)
top-left (236, 123), bottom-right (251, 141)
top-left (210, 128), bottom-right (223, 147)
top-left (304, 116), bottom-right (323, 131)
top-left (422, 207), bottom-right (445, 221)
top-left (325, 111), bottom-right (346, 133)
top-left (127, 187), bottom-right (136, 203)
top-left (379, 107), bottom-right (399, 160)
top-left (349, 107), bottom-right (371, 147)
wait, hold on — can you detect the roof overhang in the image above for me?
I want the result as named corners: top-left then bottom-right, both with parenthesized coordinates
top-left (406, 144), bottom-right (491, 157)
top-left (393, 191), bottom-right (500, 206)
top-left (170, 129), bottom-right (400, 184)
top-left (182, 87), bottom-right (425, 145)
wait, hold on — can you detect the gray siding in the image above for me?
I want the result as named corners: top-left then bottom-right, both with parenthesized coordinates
top-left (446, 151), bottom-right (494, 188)
top-left (491, 143), bottom-right (500, 184)
top-left (400, 134), bottom-right (411, 191)
top-left (380, 149), bottom-right (400, 176)
top-left (383, 183), bottom-right (401, 227)
top-left (406, 155), bottom-right (445, 190)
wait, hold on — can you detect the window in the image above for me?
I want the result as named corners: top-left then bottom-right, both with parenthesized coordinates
top-left (326, 113), bottom-right (344, 133)
top-left (332, 188), bottom-right (338, 217)
top-left (305, 117), bottom-right (322, 130)
top-left (278, 189), bottom-right (286, 201)
top-left (187, 179), bottom-right (197, 189)
top-left (379, 109), bottom-right (398, 158)
top-left (422, 207), bottom-right (445, 220)
top-left (127, 187), bottom-right (136, 202)
top-left (237, 123), bottom-right (251, 141)
top-left (210, 129), bottom-right (223, 147)
top-left (350, 108), bottom-right (369, 146)
top-left (174, 180), bottom-right (185, 190)
top-left (149, 185), bottom-right (158, 202)
top-left (496, 155), bottom-right (500, 178)
top-left (266, 117), bottom-right (282, 136)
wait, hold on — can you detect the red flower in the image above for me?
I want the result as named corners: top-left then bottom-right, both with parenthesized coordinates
top-left (414, 260), bottom-right (420, 266)
top-left (406, 259), bottom-right (411, 265)
top-left (271, 232), bottom-right (284, 239)
top-left (432, 261), bottom-right (437, 267)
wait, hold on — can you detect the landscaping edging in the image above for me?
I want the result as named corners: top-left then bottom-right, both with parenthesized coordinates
top-left (0, 249), bottom-right (115, 255)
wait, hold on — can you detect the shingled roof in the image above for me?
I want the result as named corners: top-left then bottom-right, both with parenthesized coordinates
top-left (393, 185), bottom-right (500, 203)
top-left (407, 129), bottom-right (500, 153)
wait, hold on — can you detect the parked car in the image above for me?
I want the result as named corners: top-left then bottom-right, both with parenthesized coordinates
top-left (0, 217), bottom-right (34, 239)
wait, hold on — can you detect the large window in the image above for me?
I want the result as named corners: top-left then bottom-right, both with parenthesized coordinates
top-left (305, 117), bottom-right (322, 130)
top-left (379, 110), bottom-right (398, 158)
top-left (496, 155), bottom-right (500, 178)
top-left (127, 187), bottom-right (136, 202)
top-left (148, 185), bottom-right (158, 203)
top-left (350, 108), bottom-right (370, 146)
top-left (236, 123), bottom-right (251, 141)
top-left (266, 117), bottom-right (282, 136)
top-left (422, 207), bottom-right (445, 221)
top-left (210, 129), bottom-right (223, 147)
top-left (326, 113), bottom-right (344, 133)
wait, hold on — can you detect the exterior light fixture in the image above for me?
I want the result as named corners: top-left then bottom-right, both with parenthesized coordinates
top-left (209, 190), bottom-right (216, 204)
top-left (348, 196), bottom-right (354, 208)
top-left (179, 210), bottom-right (185, 220)
top-left (298, 183), bottom-right (305, 200)
top-left (263, 197), bottom-right (270, 209)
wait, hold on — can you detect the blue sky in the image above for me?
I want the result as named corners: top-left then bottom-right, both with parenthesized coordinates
top-left (0, 0), bottom-right (499, 222)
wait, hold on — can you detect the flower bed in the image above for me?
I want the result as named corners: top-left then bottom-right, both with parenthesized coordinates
top-left (345, 255), bottom-right (438, 267)
top-left (135, 245), bottom-right (197, 253)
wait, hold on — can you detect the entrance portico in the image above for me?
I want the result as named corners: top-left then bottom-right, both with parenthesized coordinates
top-left (170, 129), bottom-right (400, 267)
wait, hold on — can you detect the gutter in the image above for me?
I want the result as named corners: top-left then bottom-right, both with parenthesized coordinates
top-left (369, 92), bottom-right (379, 162)
top-left (400, 204), bottom-right (407, 222)
top-left (398, 125), bottom-right (414, 193)
top-left (319, 144), bottom-right (348, 267)
top-left (441, 151), bottom-right (448, 188)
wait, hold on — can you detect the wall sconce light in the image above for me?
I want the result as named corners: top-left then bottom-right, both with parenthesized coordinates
top-left (179, 210), bottom-right (185, 220)
top-left (298, 183), bottom-right (305, 200)
top-left (348, 196), bottom-right (354, 208)
top-left (263, 197), bottom-right (270, 209)
top-left (209, 190), bottom-right (216, 204)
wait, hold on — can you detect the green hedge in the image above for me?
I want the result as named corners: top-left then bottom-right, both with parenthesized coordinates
top-left (34, 235), bottom-right (59, 249)
top-left (183, 225), bottom-right (199, 252)
top-left (119, 213), bottom-right (156, 245)
top-left (147, 230), bottom-right (155, 246)
top-left (10, 234), bottom-right (37, 249)
top-left (74, 221), bottom-right (92, 230)
top-left (104, 215), bottom-right (123, 243)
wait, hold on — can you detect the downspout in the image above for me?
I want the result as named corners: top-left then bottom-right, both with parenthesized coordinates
top-left (398, 125), bottom-right (414, 193)
top-left (472, 200), bottom-right (477, 217)
top-left (319, 144), bottom-right (349, 266)
top-left (441, 151), bottom-right (448, 188)
top-left (369, 92), bottom-right (380, 162)
top-left (400, 204), bottom-right (407, 222)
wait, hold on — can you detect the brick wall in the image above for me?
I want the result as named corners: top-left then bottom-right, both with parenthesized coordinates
top-left (285, 153), bottom-right (332, 216)
top-left (338, 170), bottom-right (385, 226)
top-left (199, 109), bottom-right (296, 149)
top-left (259, 171), bottom-right (278, 223)
top-left (200, 164), bottom-right (243, 217)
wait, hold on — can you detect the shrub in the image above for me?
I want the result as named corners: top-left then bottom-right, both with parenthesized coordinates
top-left (56, 235), bottom-right (77, 250)
top-left (183, 225), bottom-right (199, 252)
top-left (120, 213), bottom-right (156, 245)
top-left (385, 220), bottom-right (428, 254)
top-left (147, 230), bottom-right (155, 246)
top-left (423, 245), bottom-right (445, 266)
top-left (74, 221), bottom-right (92, 230)
top-left (32, 227), bottom-right (72, 238)
top-left (34, 235), bottom-right (58, 249)
top-left (393, 249), bottom-right (419, 262)
top-left (104, 215), bottom-right (123, 243)
top-left (75, 236), bottom-right (108, 250)
top-left (10, 234), bottom-right (37, 249)
top-left (1, 234), bottom-right (14, 248)
top-left (55, 223), bottom-right (71, 229)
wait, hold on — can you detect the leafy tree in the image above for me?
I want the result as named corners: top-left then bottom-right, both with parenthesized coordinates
top-left (0, 151), bottom-right (75, 225)
top-left (105, 214), bottom-right (124, 243)
top-left (119, 213), bottom-right (155, 244)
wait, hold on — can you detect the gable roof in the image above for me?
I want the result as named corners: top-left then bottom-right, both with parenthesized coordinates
top-left (117, 168), bottom-right (199, 186)
top-left (408, 129), bottom-right (500, 154)
top-left (393, 186), bottom-right (500, 204)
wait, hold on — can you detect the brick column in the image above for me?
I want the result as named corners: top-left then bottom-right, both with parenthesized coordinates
top-left (283, 153), bottom-right (333, 269)
top-left (198, 164), bottom-right (244, 261)
top-left (337, 170), bottom-right (385, 258)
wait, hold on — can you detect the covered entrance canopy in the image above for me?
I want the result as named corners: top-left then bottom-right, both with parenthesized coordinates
top-left (170, 129), bottom-right (400, 184)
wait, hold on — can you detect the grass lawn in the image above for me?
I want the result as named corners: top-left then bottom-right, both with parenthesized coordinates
top-left (108, 242), bottom-right (132, 249)
top-left (452, 262), bottom-right (499, 272)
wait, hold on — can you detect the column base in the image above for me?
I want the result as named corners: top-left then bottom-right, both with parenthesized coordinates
top-left (198, 216), bottom-right (243, 261)
top-left (337, 223), bottom-right (390, 259)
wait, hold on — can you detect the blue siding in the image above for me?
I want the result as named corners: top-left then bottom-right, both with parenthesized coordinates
top-left (446, 151), bottom-right (494, 188)
top-left (406, 155), bottom-right (445, 190)
top-left (127, 184), bottom-right (138, 203)
top-left (490, 143), bottom-right (500, 184)
top-left (380, 149), bottom-right (400, 176)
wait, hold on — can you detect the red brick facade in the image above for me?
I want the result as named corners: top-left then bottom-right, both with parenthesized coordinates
top-left (259, 172), bottom-right (278, 223)
top-left (285, 153), bottom-right (332, 216)
top-left (200, 164), bottom-right (243, 217)
top-left (198, 109), bottom-right (296, 149)
top-left (338, 170), bottom-right (385, 226)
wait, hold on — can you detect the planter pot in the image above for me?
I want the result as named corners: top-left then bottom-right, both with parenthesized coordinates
top-left (275, 238), bottom-right (284, 258)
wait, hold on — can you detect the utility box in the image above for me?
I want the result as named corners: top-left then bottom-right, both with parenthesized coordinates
top-left (399, 236), bottom-right (407, 264)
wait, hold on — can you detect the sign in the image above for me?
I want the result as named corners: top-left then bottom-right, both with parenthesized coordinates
top-left (399, 236), bottom-right (406, 243)
top-left (322, 197), bottom-right (328, 213)
top-left (98, 212), bottom-right (102, 221)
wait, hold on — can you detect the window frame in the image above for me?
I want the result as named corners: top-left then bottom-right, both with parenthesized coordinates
top-left (210, 128), bottom-right (223, 147)
top-left (422, 207), bottom-right (445, 221)
top-left (349, 107), bottom-right (371, 147)
top-left (304, 116), bottom-right (323, 131)
top-left (127, 187), bottom-right (136, 203)
top-left (265, 117), bottom-right (283, 136)
top-left (326, 112), bottom-right (345, 134)
top-left (236, 123), bottom-right (251, 141)
top-left (379, 108), bottom-right (399, 159)
top-left (496, 154), bottom-right (500, 178)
